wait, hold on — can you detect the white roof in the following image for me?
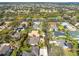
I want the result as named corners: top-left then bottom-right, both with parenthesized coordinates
top-left (40, 47), bottom-right (48, 56)
top-left (61, 22), bottom-right (69, 26)
top-left (75, 23), bottom-right (79, 26)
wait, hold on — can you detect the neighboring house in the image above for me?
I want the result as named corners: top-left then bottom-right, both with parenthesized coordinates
top-left (28, 36), bottom-right (40, 46)
top-left (0, 25), bottom-right (7, 31)
top-left (31, 45), bottom-right (39, 56)
top-left (61, 22), bottom-right (69, 26)
top-left (33, 21), bottom-right (41, 30)
top-left (49, 40), bottom-right (73, 49)
top-left (5, 21), bottom-right (12, 26)
top-left (28, 30), bottom-right (40, 45)
top-left (69, 31), bottom-right (79, 40)
top-left (61, 22), bottom-right (77, 31)
top-left (0, 21), bottom-right (9, 29)
top-left (54, 31), bottom-right (65, 37)
top-left (48, 22), bottom-right (58, 31)
top-left (0, 26), bottom-right (5, 31)
top-left (21, 22), bottom-right (28, 28)
top-left (75, 23), bottom-right (79, 26)
top-left (11, 32), bottom-right (21, 40)
top-left (54, 31), bottom-right (79, 41)
top-left (39, 36), bottom-right (48, 56)
top-left (48, 17), bottom-right (58, 22)
top-left (39, 47), bottom-right (48, 56)
top-left (21, 46), bottom-right (39, 56)
top-left (0, 43), bottom-right (13, 56)
top-left (75, 23), bottom-right (79, 29)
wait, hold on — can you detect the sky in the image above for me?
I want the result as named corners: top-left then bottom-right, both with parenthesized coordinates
top-left (0, 0), bottom-right (79, 2)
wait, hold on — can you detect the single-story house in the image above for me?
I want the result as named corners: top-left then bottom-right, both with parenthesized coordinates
top-left (33, 21), bottom-right (41, 30)
top-left (0, 43), bottom-right (13, 56)
top-left (11, 32), bottom-right (21, 40)
top-left (61, 22), bottom-right (77, 31)
top-left (28, 36), bottom-right (40, 46)
top-left (54, 31), bottom-right (65, 37)
top-left (48, 22), bottom-right (58, 31)
top-left (39, 47), bottom-right (48, 56)
top-left (49, 40), bottom-right (73, 49)
top-left (28, 30), bottom-right (40, 45)
top-left (69, 31), bottom-right (79, 40)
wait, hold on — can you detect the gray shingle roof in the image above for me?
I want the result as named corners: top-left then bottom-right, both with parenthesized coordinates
top-left (0, 46), bottom-right (12, 55)
top-left (31, 46), bottom-right (39, 56)
top-left (29, 36), bottom-right (40, 45)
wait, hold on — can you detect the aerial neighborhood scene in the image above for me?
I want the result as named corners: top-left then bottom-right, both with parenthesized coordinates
top-left (0, 2), bottom-right (79, 56)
